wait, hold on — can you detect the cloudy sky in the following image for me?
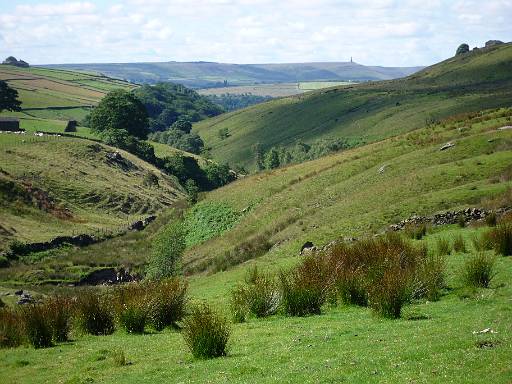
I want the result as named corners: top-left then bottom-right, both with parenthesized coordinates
top-left (0, 0), bottom-right (510, 67)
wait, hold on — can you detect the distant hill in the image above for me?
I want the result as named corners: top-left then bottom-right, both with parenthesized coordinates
top-left (193, 43), bottom-right (512, 170)
top-left (42, 61), bottom-right (423, 88)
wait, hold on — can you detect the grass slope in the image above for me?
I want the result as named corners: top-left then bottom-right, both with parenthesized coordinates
top-left (0, 225), bottom-right (510, 383)
top-left (194, 43), bottom-right (512, 170)
top-left (0, 134), bottom-right (184, 247)
top-left (0, 65), bottom-right (136, 130)
top-left (184, 107), bottom-right (512, 273)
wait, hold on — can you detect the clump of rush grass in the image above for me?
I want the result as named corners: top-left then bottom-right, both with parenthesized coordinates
top-left (404, 223), bottom-right (428, 240)
top-left (0, 308), bottom-right (25, 348)
top-left (75, 291), bottom-right (115, 336)
top-left (462, 253), bottom-right (496, 288)
top-left (436, 237), bottom-right (452, 256)
top-left (230, 266), bottom-right (280, 322)
top-left (182, 304), bottom-right (230, 359)
top-left (19, 304), bottom-right (54, 349)
top-left (453, 234), bottom-right (467, 253)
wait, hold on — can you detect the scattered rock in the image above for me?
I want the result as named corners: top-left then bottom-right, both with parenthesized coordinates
top-left (378, 165), bottom-right (388, 174)
top-left (14, 290), bottom-right (23, 296)
top-left (300, 241), bottom-right (316, 255)
top-left (440, 142), bottom-right (455, 151)
top-left (472, 328), bottom-right (497, 335)
top-left (17, 292), bottom-right (34, 305)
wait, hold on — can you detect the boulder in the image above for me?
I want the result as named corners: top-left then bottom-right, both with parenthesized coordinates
top-left (440, 142), bottom-right (455, 151)
top-left (300, 241), bottom-right (316, 255)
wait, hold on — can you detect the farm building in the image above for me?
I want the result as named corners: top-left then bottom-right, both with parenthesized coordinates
top-left (0, 117), bottom-right (20, 131)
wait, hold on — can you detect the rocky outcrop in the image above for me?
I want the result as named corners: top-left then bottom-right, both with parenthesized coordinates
top-left (485, 40), bottom-right (504, 48)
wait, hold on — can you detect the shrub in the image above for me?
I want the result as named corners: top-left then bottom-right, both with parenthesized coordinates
top-left (230, 267), bottom-right (280, 321)
top-left (20, 305), bottom-right (53, 348)
top-left (75, 292), bottom-right (115, 336)
top-left (404, 223), bottom-right (428, 240)
top-left (453, 234), bottom-right (466, 253)
top-left (0, 298), bottom-right (4, 308)
top-left (146, 278), bottom-right (187, 330)
top-left (146, 221), bottom-right (185, 280)
top-left (0, 308), bottom-right (25, 348)
top-left (488, 223), bottom-right (512, 256)
top-left (119, 304), bottom-right (146, 334)
top-left (485, 212), bottom-right (497, 227)
top-left (436, 237), bottom-right (451, 256)
top-left (457, 216), bottom-right (466, 228)
top-left (462, 253), bottom-right (496, 288)
top-left (182, 304), bottom-right (230, 359)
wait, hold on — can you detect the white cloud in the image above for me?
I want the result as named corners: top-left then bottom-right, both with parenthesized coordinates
top-left (0, 0), bottom-right (510, 66)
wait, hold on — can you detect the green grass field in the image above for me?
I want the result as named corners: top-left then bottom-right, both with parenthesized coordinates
top-left (0, 65), bottom-right (136, 124)
top-left (194, 43), bottom-right (512, 170)
top-left (1, 223), bottom-right (510, 384)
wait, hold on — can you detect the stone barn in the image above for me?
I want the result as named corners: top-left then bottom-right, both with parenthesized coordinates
top-left (65, 120), bottom-right (78, 132)
top-left (0, 117), bottom-right (20, 131)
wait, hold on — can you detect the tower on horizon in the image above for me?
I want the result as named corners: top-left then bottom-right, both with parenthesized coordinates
top-left (350, 56), bottom-right (353, 63)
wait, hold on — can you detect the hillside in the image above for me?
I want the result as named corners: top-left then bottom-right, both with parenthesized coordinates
top-left (184, 107), bottom-right (512, 274)
top-left (4, 107), bottom-right (510, 286)
top-left (0, 65), bottom-right (136, 129)
top-left (0, 133), bottom-right (185, 248)
top-left (44, 61), bottom-right (422, 88)
top-left (194, 43), bottom-right (512, 170)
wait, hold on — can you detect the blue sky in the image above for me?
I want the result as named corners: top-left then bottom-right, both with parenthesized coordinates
top-left (0, 0), bottom-right (510, 66)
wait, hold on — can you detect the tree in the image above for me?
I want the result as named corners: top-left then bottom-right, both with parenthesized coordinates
top-left (0, 81), bottom-right (22, 113)
top-left (171, 117), bottom-right (192, 133)
top-left (90, 89), bottom-right (149, 139)
top-left (146, 222), bottom-right (186, 280)
top-left (456, 43), bottom-right (470, 56)
top-left (264, 147), bottom-right (280, 169)
top-left (253, 143), bottom-right (264, 171)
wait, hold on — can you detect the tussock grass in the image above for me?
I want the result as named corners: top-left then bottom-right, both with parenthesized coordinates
top-left (462, 253), bottom-right (496, 288)
top-left (75, 292), bottom-right (115, 336)
top-left (0, 309), bottom-right (25, 348)
top-left (182, 304), bottom-right (230, 359)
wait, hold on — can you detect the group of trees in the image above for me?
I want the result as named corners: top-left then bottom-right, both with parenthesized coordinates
top-left (89, 88), bottom-right (235, 196)
top-left (205, 93), bottom-right (273, 112)
top-left (133, 83), bottom-right (223, 132)
top-left (148, 117), bottom-right (204, 154)
top-left (160, 154), bottom-right (235, 197)
top-left (255, 138), bottom-right (350, 170)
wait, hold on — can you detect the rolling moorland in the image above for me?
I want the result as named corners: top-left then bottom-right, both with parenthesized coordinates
top-left (45, 61), bottom-right (423, 88)
top-left (1, 44), bottom-right (512, 383)
top-left (194, 42), bottom-right (512, 170)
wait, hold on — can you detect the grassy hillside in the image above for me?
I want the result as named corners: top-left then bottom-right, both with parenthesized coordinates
top-left (185, 107), bottom-right (512, 273)
top-left (0, 134), bottom-right (185, 247)
top-left (45, 61), bottom-right (422, 88)
top-left (194, 43), bottom-right (512, 170)
top-left (1, 210), bottom-right (511, 383)
top-left (0, 65), bottom-right (136, 130)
